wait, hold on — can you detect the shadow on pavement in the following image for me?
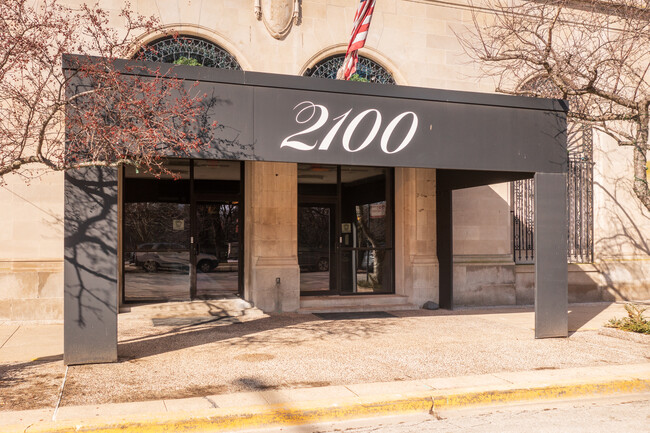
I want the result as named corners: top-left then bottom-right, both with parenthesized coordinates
top-left (117, 309), bottom-right (400, 361)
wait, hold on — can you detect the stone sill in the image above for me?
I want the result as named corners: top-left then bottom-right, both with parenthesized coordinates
top-left (514, 263), bottom-right (599, 273)
top-left (453, 254), bottom-right (514, 265)
top-left (0, 260), bottom-right (64, 272)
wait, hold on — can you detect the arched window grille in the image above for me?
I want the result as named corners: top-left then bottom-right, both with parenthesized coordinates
top-left (305, 55), bottom-right (395, 84)
top-left (139, 35), bottom-right (242, 70)
top-left (512, 76), bottom-right (594, 264)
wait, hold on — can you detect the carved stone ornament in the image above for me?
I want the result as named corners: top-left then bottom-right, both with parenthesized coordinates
top-left (254, 0), bottom-right (299, 39)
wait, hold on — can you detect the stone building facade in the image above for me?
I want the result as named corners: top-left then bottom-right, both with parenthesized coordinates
top-left (1, 0), bottom-right (649, 322)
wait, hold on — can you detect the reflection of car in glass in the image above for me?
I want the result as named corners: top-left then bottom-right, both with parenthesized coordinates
top-left (298, 248), bottom-right (330, 272)
top-left (134, 243), bottom-right (219, 273)
top-left (196, 254), bottom-right (220, 273)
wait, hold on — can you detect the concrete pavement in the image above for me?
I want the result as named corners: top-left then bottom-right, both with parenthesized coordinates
top-left (1, 301), bottom-right (641, 364)
top-left (0, 302), bottom-right (649, 432)
top-left (0, 323), bottom-right (62, 364)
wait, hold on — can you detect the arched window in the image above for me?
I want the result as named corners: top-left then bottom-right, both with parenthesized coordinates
top-left (140, 35), bottom-right (242, 70)
top-left (305, 54), bottom-right (395, 84)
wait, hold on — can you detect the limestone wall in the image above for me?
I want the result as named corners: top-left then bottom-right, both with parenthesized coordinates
top-left (0, 170), bottom-right (64, 321)
top-left (2, 0), bottom-right (650, 320)
top-left (244, 161), bottom-right (300, 312)
top-left (395, 167), bottom-right (439, 307)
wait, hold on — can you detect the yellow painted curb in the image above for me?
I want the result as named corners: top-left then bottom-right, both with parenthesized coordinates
top-left (433, 378), bottom-right (650, 410)
top-left (8, 378), bottom-right (650, 433)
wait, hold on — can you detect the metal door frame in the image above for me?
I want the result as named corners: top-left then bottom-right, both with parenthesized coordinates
top-left (298, 199), bottom-right (337, 296)
top-left (298, 165), bottom-right (394, 296)
top-left (121, 160), bottom-right (244, 303)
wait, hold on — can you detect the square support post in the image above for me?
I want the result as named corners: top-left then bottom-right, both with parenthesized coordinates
top-left (64, 167), bottom-right (119, 364)
top-left (534, 172), bottom-right (568, 338)
top-left (437, 185), bottom-right (453, 310)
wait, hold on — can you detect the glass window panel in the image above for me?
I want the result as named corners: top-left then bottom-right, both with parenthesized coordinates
top-left (340, 165), bottom-right (391, 294)
top-left (297, 164), bottom-right (393, 295)
top-left (194, 160), bottom-right (241, 195)
top-left (124, 159), bottom-right (190, 179)
top-left (339, 249), bottom-right (391, 294)
top-left (196, 202), bottom-right (240, 297)
top-left (298, 205), bottom-right (333, 292)
top-left (122, 158), bottom-right (244, 302)
top-left (124, 159), bottom-right (190, 204)
top-left (353, 201), bottom-right (387, 248)
top-left (298, 164), bottom-right (337, 197)
top-left (124, 202), bottom-right (190, 301)
top-left (306, 55), bottom-right (396, 85)
top-left (140, 36), bottom-right (242, 70)
top-left (341, 166), bottom-right (387, 248)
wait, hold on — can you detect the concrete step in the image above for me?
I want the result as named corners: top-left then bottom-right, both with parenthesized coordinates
top-left (119, 298), bottom-right (265, 319)
top-left (298, 303), bottom-right (419, 314)
top-left (300, 294), bottom-right (411, 309)
top-left (299, 295), bottom-right (418, 314)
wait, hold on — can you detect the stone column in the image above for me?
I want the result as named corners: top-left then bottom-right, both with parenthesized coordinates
top-left (395, 167), bottom-right (438, 306)
top-left (244, 161), bottom-right (300, 312)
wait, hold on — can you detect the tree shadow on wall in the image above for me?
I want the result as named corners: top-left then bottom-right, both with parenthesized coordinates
top-left (187, 88), bottom-right (259, 161)
top-left (64, 167), bottom-right (119, 332)
top-left (63, 87), bottom-right (258, 332)
top-left (593, 177), bottom-right (650, 301)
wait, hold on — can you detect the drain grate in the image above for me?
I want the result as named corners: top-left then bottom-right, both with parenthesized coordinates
top-left (314, 311), bottom-right (396, 320)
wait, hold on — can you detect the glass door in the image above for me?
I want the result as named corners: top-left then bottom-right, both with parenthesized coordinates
top-left (298, 164), bottom-right (393, 296)
top-left (298, 203), bottom-right (336, 294)
top-left (122, 159), bottom-right (243, 303)
top-left (195, 202), bottom-right (240, 297)
top-left (123, 160), bottom-right (192, 301)
top-left (339, 166), bottom-right (393, 294)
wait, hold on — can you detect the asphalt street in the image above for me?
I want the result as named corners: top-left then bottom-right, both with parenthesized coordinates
top-left (241, 393), bottom-right (650, 433)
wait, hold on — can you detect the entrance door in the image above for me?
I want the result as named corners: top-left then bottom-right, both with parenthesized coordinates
top-left (298, 203), bottom-right (336, 294)
top-left (123, 160), bottom-right (243, 303)
top-left (339, 166), bottom-right (393, 294)
top-left (297, 164), bottom-right (394, 296)
top-left (194, 201), bottom-right (241, 298)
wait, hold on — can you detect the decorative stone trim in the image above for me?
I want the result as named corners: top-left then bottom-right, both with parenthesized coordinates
top-left (255, 256), bottom-right (299, 268)
top-left (254, 0), bottom-right (300, 40)
top-left (0, 260), bottom-right (63, 272)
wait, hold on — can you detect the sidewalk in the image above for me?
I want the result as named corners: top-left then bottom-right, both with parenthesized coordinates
top-left (2, 363), bottom-right (649, 433)
top-left (1, 302), bottom-right (649, 432)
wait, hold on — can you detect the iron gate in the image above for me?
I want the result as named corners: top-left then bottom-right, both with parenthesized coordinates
top-left (512, 158), bottom-right (594, 263)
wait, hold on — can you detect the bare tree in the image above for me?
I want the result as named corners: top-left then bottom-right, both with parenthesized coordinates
top-left (1, 0), bottom-right (210, 183)
top-left (459, 0), bottom-right (650, 211)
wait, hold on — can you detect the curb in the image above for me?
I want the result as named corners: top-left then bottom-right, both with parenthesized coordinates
top-left (7, 378), bottom-right (650, 433)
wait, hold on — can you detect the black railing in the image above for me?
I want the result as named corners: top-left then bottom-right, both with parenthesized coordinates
top-left (566, 159), bottom-right (594, 263)
top-left (512, 159), bottom-right (594, 264)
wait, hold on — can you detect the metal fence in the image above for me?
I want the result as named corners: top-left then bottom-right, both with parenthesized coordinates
top-left (512, 159), bottom-right (594, 264)
top-left (512, 178), bottom-right (535, 263)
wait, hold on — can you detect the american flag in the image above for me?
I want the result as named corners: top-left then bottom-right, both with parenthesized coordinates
top-left (337, 0), bottom-right (377, 80)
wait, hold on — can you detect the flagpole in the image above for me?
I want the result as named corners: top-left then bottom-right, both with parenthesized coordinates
top-left (337, 0), bottom-right (376, 81)
top-left (336, 54), bottom-right (351, 80)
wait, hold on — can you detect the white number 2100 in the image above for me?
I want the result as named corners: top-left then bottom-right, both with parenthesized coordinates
top-left (280, 101), bottom-right (418, 154)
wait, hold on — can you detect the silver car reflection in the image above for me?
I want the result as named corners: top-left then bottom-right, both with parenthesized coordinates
top-left (134, 243), bottom-right (219, 273)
